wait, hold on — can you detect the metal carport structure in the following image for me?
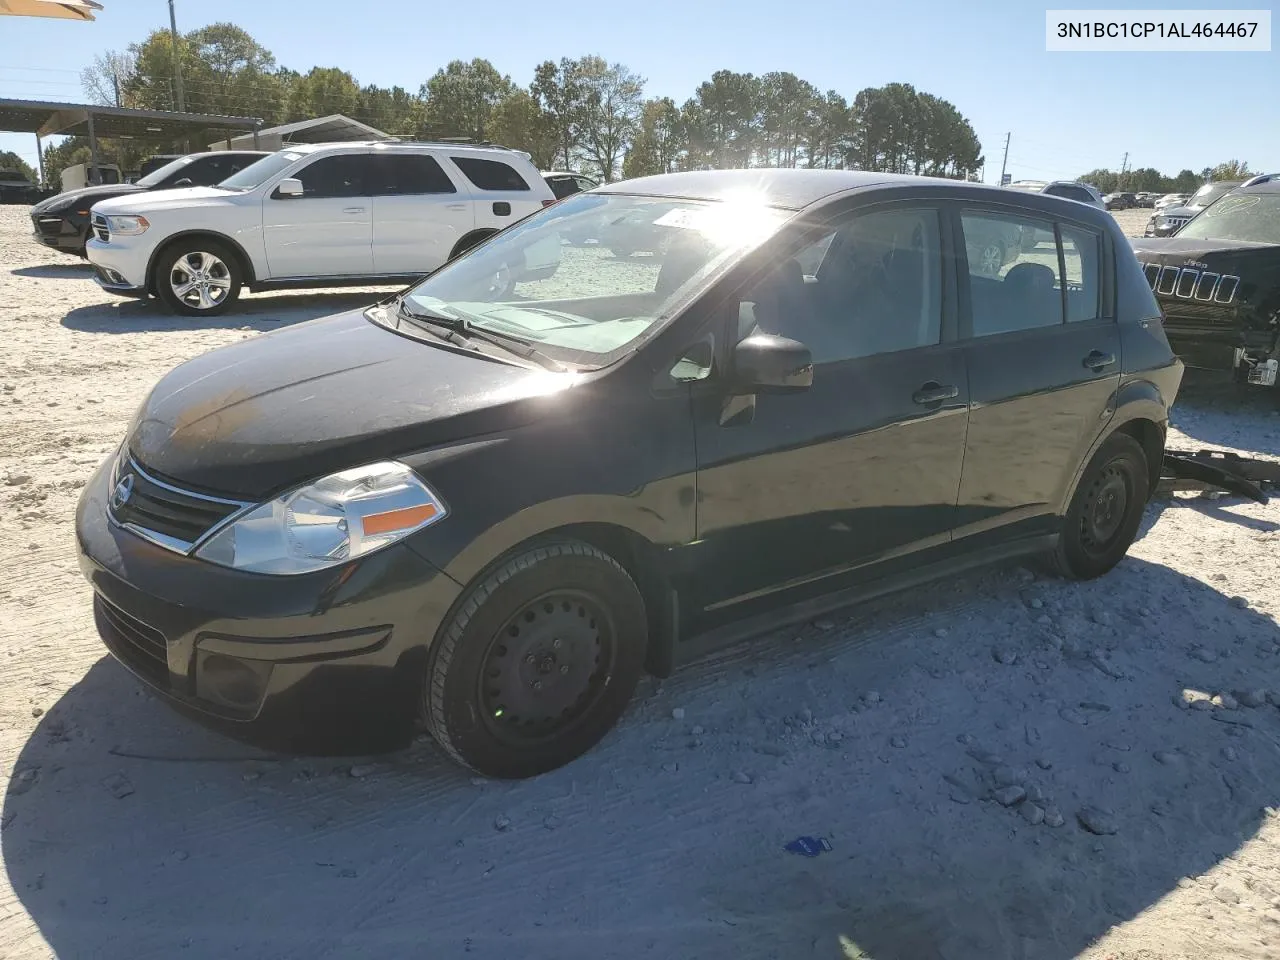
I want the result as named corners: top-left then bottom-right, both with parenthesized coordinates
top-left (0, 98), bottom-right (264, 186)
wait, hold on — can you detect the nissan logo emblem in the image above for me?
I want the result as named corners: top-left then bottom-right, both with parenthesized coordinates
top-left (110, 473), bottom-right (134, 511)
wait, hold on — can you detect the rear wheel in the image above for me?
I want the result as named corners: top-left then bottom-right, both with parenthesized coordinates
top-left (154, 238), bottom-right (241, 316)
top-left (1053, 433), bottom-right (1149, 579)
top-left (424, 541), bottom-right (646, 778)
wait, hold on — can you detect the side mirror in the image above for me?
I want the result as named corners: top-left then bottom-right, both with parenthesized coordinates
top-left (174, 178), bottom-right (193, 187)
top-left (274, 178), bottom-right (304, 198)
top-left (732, 334), bottom-right (813, 394)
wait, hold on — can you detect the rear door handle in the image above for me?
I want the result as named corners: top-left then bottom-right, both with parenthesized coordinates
top-left (912, 383), bottom-right (960, 405)
top-left (446, 203), bottom-right (468, 211)
top-left (1083, 350), bottom-right (1117, 371)
top-left (342, 206), bottom-right (365, 214)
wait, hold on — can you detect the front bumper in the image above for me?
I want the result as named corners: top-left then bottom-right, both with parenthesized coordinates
top-left (75, 455), bottom-right (463, 752)
top-left (30, 212), bottom-right (88, 254)
top-left (86, 235), bottom-right (150, 293)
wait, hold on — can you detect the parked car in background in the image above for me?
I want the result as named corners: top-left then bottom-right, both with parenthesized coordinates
top-left (31, 150), bottom-right (268, 257)
top-left (1103, 193), bottom-right (1128, 211)
top-left (0, 168), bottom-right (38, 205)
top-left (59, 162), bottom-right (122, 192)
top-left (542, 171), bottom-right (598, 200)
top-left (1154, 193), bottom-right (1189, 211)
top-left (1132, 177), bottom-right (1280, 390)
top-left (1134, 193), bottom-right (1157, 208)
top-left (76, 168), bottom-right (1181, 776)
top-left (1005, 179), bottom-right (1105, 209)
top-left (87, 141), bottom-right (559, 316)
top-left (1143, 180), bottom-right (1244, 237)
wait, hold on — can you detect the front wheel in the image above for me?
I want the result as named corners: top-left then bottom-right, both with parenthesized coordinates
top-left (1053, 433), bottom-right (1149, 580)
top-left (154, 239), bottom-right (242, 317)
top-left (424, 541), bottom-right (647, 778)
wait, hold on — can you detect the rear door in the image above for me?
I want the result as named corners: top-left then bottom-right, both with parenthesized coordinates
top-left (955, 207), bottom-right (1118, 542)
top-left (449, 154), bottom-right (544, 228)
top-left (689, 203), bottom-right (970, 631)
top-left (262, 152), bottom-right (374, 279)
top-left (371, 153), bottom-right (473, 275)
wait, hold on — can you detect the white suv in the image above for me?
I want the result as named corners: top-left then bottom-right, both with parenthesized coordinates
top-left (87, 141), bottom-right (558, 316)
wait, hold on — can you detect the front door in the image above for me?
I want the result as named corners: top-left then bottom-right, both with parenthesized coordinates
top-left (371, 153), bottom-right (474, 275)
top-left (262, 152), bottom-right (374, 279)
top-left (689, 204), bottom-right (970, 631)
top-left (954, 208), bottom-right (1120, 540)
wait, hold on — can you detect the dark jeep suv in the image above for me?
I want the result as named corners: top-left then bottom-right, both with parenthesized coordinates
top-left (76, 169), bottom-right (1182, 777)
top-left (30, 150), bottom-right (267, 257)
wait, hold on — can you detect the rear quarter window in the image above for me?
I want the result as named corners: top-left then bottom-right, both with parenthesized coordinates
top-left (452, 156), bottom-right (531, 191)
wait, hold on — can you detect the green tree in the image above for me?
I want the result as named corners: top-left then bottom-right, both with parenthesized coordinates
top-left (285, 67), bottom-right (360, 121)
top-left (622, 97), bottom-right (684, 178)
top-left (570, 56), bottom-right (644, 182)
top-left (848, 83), bottom-right (980, 178)
top-left (1208, 159), bottom-right (1251, 181)
top-left (531, 59), bottom-right (583, 170)
top-left (420, 58), bottom-right (514, 141)
top-left (803, 90), bottom-right (849, 169)
top-left (758, 72), bottom-right (818, 166)
top-left (0, 150), bottom-right (37, 183)
top-left (681, 70), bottom-right (761, 169)
top-left (80, 49), bottom-right (136, 106)
top-left (123, 23), bottom-right (285, 122)
top-left (486, 89), bottom-right (557, 169)
top-left (357, 84), bottom-right (424, 136)
top-left (1171, 169), bottom-right (1201, 192)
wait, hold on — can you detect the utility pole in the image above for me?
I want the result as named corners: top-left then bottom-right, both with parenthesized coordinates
top-left (1120, 151), bottom-right (1129, 188)
top-left (168, 0), bottom-right (185, 113)
top-left (112, 70), bottom-right (121, 108)
top-left (998, 132), bottom-right (1011, 185)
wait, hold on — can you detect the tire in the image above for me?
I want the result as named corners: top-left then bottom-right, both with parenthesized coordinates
top-left (424, 540), bottom-right (647, 778)
top-left (1053, 433), bottom-right (1149, 580)
top-left (154, 238), bottom-right (242, 317)
top-left (449, 231), bottom-right (495, 261)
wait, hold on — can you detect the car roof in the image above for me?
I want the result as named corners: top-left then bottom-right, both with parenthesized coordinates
top-left (1237, 179), bottom-right (1280, 194)
top-left (282, 140), bottom-right (533, 160)
top-left (594, 168), bottom-right (1053, 212)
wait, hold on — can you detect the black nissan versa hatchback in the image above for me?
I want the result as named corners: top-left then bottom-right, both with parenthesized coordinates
top-left (76, 169), bottom-right (1183, 778)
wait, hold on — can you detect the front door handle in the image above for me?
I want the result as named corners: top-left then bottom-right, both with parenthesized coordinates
top-left (912, 382), bottom-right (960, 405)
top-left (1083, 350), bottom-right (1117, 371)
top-left (446, 203), bottom-right (468, 211)
top-left (342, 206), bottom-right (365, 214)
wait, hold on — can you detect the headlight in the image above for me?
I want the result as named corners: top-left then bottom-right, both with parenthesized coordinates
top-left (195, 461), bottom-right (446, 575)
top-left (105, 214), bottom-right (150, 235)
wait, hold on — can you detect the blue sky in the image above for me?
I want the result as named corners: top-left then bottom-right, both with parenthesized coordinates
top-left (0, 0), bottom-right (1274, 182)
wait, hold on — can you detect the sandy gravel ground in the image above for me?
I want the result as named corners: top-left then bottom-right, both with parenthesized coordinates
top-left (3, 203), bottom-right (1280, 960)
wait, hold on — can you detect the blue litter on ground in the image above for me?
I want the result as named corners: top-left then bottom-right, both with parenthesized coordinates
top-left (785, 836), bottom-right (832, 857)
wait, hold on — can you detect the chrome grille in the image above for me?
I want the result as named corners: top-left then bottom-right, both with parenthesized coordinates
top-left (1162, 216), bottom-right (1191, 231)
top-left (108, 456), bottom-right (251, 554)
top-left (91, 213), bottom-right (109, 242)
top-left (1139, 260), bottom-right (1239, 305)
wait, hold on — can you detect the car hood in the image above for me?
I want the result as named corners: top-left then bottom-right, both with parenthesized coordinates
top-left (1152, 205), bottom-right (1196, 219)
top-left (92, 185), bottom-right (237, 215)
top-left (127, 307), bottom-right (582, 498)
top-left (1129, 237), bottom-right (1280, 262)
top-left (32, 183), bottom-right (143, 214)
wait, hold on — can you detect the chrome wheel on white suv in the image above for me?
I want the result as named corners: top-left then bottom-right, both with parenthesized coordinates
top-left (155, 239), bottom-right (242, 317)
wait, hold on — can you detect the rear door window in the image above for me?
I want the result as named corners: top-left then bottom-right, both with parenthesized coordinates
top-left (1059, 224), bottom-right (1102, 322)
top-left (372, 154), bottom-right (457, 195)
top-left (961, 211), bottom-right (1063, 335)
top-left (451, 156), bottom-right (530, 191)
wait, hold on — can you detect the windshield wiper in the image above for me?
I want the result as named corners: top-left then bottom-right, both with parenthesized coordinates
top-left (396, 298), bottom-right (566, 372)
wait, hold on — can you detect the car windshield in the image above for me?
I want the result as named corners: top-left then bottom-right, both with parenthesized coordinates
top-left (217, 151), bottom-right (302, 191)
top-left (1176, 194), bottom-right (1280, 244)
top-left (135, 156), bottom-right (193, 188)
top-left (398, 192), bottom-right (788, 368)
top-left (1189, 182), bottom-right (1237, 210)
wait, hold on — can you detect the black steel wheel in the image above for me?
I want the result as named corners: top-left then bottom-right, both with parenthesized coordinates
top-left (1053, 433), bottom-right (1149, 579)
top-left (424, 540), bottom-right (646, 778)
top-left (479, 590), bottom-right (614, 745)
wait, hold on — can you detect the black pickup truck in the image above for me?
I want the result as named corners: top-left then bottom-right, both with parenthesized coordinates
top-left (1131, 177), bottom-right (1280, 391)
